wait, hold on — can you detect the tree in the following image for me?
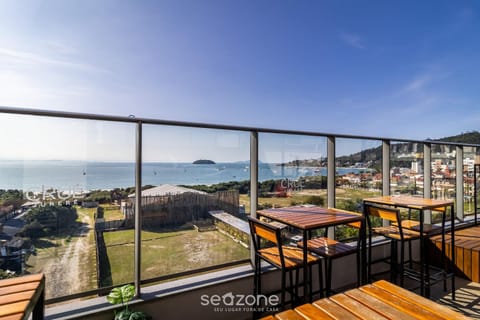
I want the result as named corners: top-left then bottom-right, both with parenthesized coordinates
top-left (0, 189), bottom-right (24, 210)
top-left (22, 221), bottom-right (44, 239)
top-left (23, 206), bottom-right (78, 232)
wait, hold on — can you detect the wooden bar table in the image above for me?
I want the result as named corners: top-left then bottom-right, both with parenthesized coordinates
top-left (0, 274), bottom-right (45, 320)
top-left (363, 196), bottom-right (455, 299)
top-left (257, 206), bottom-right (365, 301)
top-left (261, 280), bottom-right (471, 320)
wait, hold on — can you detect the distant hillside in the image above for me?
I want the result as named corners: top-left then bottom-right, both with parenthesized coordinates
top-left (435, 131), bottom-right (480, 144)
top-left (193, 159), bottom-right (216, 164)
top-left (283, 131), bottom-right (480, 169)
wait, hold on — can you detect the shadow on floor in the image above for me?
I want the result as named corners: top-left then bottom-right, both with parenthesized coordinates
top-left (436, 277), bottom-right (480, 319)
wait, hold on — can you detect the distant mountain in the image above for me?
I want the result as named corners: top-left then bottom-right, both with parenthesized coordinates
top-left (341, 131), bottom-right (480, 166)
top-left (434, 131), bottom-right (480, 144)
top-left (282, 131), bottom-right (480, 169)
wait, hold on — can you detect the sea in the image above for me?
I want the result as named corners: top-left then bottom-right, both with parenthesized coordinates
top-left (0, 160), bottom-right (371, 192)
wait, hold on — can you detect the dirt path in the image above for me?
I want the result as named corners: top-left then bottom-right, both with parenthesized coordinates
top-left (40, 212), bottom-right (95, 298)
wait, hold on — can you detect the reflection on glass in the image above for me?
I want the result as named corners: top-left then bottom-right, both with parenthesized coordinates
top-left (0, 114), bottom-right (135, 299)
top-left (138, 125), bottom-right (250, 282)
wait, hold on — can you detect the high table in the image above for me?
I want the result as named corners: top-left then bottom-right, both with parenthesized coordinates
top-left (363, 196), bottom-right (455, 299)
top-left (0, 273), bottom-right (45, 320)
top-left (260, 280), bottom-right (471, 320)
top-left (257, 206), bottom-right (365, 301)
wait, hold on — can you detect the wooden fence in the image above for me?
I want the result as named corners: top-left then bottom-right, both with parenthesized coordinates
top-left (124, 190), bottom-right (239, 227)
top-left (94, 219), bottom-right (129, 231)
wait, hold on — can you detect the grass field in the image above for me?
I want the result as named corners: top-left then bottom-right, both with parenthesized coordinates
top-left (240, 187), bottom-right (380, 213)
top-left (101, 204), bottom-right (125, 221)
top-left (103, 228), bottom-right (249, 284)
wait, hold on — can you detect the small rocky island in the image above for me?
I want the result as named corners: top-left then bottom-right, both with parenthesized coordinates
top-left (193, 159), bottom-right (216, 164)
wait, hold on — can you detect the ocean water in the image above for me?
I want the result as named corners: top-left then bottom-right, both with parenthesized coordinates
top-left (0, 160), bottom-right (369, 192)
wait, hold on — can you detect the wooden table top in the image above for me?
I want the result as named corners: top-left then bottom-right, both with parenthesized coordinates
top-left (257, 206), bottom-right (363, 230)
top-left (363, 196), bottom-right (454, 210)
top-left (0, 274), bottom-right (45, 320)
top-left (261, 280), bottom-right (471, 320)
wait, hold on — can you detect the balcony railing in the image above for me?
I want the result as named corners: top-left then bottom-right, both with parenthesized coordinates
top-left (0, 106), bottom-right (478, 308)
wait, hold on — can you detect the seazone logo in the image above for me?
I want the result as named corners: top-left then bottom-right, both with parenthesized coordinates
top-left (200, 292), bottom-right (279, 313)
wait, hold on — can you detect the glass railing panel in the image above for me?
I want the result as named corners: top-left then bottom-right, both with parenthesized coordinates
top-left (335, 138), bottom-right (382, 210)
top-left (463, 146), bottom-right (476, 216)
top-left (475, 151), bottom-right (480, 219)
top-left (0, 113), bottom-right (135, 300)
top-left (258, 133), bottom-right (327, 240)
top-left (390, 142), bottom-right (424, 196)
top-left (334, 138), bottom-right (382, 240)
top-left (258, 133), bottom-right (327, 208)
top-left (431, 144), bottom-right (456, 200)
top-left (430, 144), bottom-right (456, 223)
top-left (139, 125), bottom-right (250, 282)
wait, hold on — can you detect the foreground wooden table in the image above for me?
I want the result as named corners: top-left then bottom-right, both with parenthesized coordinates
top-left (0, 274), bottom-right (45, 320)
top-left (260, 280), bottom-right (471, 319)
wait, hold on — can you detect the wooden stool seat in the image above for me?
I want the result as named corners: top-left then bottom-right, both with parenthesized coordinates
top-left (302, 237), bottom-right (357, 258)
top-left (258, 246), bottom-right (319, 269)
top-left (0, 274), bottom-right (45, 320)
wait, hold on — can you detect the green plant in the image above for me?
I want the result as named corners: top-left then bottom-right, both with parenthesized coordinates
top-left (106, 284), bottom-right (151, 320)
top-left (0, 269), bottom-right (16, 279)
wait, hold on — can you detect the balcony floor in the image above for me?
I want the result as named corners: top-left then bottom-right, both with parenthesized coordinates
top-left (434, 277), bottom-right (480, 319)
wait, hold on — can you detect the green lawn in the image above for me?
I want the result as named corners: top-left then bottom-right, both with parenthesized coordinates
top-left (240, 187), bottom-right (380, 213)
top-left (101, 204), bottom-right (125, 221)
top-left (103, 228), bottom-right (249, 285)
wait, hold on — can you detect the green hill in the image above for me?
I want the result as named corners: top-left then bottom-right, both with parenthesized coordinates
top-left (435, 131), bottom-right (480, 144)
top-left (283, 131), bottom-right (480, 169)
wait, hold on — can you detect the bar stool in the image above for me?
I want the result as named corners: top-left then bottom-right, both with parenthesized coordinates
top-left (248, 217), bottom-right (322, 308)
top-left (299, 209), bottom-right (362, 296)
top-left (397, 206), bottom-right (448, 290)
top-left (365, 203), bottom-right (421, 286)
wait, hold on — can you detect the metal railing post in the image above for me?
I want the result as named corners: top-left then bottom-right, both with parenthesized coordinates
top-left (134, 121), bottom-right (142, 297)
top-left (382, 140), bottom-right (390, 196)
top-left (327, 136), bottom-right (335, 238)
top-left (250, 131), bottom-right (258, 264)
top-left (457, 145), bottom-right (464, 221)
top-left (327, 136), bottom-right (335, 208)
top-left (424, 143), bottom-right (432, 223)
top-left (382, 141), bottom-right (390, 227)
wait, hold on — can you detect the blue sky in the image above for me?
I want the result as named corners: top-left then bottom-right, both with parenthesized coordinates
top-left (1, 1), bottom-right (480, 144)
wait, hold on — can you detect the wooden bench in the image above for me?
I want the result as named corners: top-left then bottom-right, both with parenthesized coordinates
top-left (261, 279), bottom-right (471, 319)
top-left (0, 274), bottom-right (45, 320)
top-left (430, 225), bottom-right (480, 282)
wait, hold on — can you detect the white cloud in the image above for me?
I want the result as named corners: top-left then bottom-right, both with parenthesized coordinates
top-left (45, 41), bottom-right (79, 56)
top-left (339, 32), bottom-right (365, 49)
top-left (0, 47), bottom-right (109, 74)
top-left (404, 76), bottom-right (431, 92)
top-left (0, 68), bottom-right (97, 112)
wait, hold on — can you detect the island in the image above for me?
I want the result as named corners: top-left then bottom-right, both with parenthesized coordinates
top-left (193, 159), bottom-right (216, 164)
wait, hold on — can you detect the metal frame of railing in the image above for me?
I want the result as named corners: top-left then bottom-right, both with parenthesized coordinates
top-left (0, 106), bottom-right (478, 303)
